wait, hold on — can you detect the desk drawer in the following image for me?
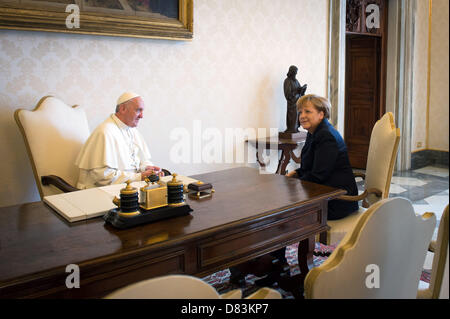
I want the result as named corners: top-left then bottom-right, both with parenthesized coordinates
top-left (1, 249), bottom-right (186, 299)
top-left (197, 205), bottom-right (322, 269)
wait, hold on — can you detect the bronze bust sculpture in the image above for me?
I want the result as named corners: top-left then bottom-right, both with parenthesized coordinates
top-left (282, 65), bottom-right (307, 136)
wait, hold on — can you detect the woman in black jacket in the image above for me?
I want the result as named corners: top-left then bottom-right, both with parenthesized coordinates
top-left (286, 94), bottom-right (358, 219)
top-left (230, 95), bottom-right (358, 287)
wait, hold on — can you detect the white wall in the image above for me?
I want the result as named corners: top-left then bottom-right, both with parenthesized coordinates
top-left (0, 0), bottom-right (330, 207)
top-left (429, 0), bottom-right (449, 151)
top-left (411, 0), bottom-right (449, 153)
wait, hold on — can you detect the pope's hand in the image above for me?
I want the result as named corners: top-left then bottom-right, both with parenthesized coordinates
top-left (145, 165), bottom-right (161, 172)
top-left (141, 167), bottom-right (164, 180)
top-left (146, 166), bottom-right (164, 177)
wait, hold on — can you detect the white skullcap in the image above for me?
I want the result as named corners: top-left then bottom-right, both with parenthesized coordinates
top-left (117, 92), bottom-right (141, 105)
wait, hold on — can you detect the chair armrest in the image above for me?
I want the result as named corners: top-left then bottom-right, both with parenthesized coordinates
top-left (245, 287), bottom-right (282, 299)
top-left (428, 240), bottom-right (437, 253)
top-left (337, 188), bottom-right (382, 202)
top-left (220, 289), bottom-right (242, 299)
top-left (162, 169), bottom-right (171, 176)
top-left (41, 175), bottom-right (79, 193)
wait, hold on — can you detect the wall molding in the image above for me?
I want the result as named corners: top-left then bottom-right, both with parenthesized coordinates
top-left (411, 149), bottom-right (449, 169)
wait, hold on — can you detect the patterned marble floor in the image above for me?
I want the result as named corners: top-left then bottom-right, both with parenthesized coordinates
top-left (357, 165), bottom-right (449, 242)
top-left (387, 165), bottom-right (448, 272)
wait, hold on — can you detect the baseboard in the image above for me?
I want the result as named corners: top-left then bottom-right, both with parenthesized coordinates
top-left (411, 150), bottom-right (449, 169)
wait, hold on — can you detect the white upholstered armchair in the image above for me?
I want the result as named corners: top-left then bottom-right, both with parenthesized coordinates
top-left (305, 197), bottom-right (436, 299)
top-left (321, 112), bottom-right (401, 245)
top-left (417, 204), bottom-right (449, 299)
top-left (14, 96), bottom-right (90, 198)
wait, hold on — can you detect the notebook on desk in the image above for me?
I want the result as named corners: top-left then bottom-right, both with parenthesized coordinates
top-left (44, 187), bottom-right (117, 222)
top-left (43, 175), bottom-right (199, 223)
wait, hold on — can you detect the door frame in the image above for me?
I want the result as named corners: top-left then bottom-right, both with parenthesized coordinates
top-left (328, 0), bottom-right (416, 171)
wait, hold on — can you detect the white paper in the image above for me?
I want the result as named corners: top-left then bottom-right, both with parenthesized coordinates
top-left (43, 175), bottom-right (198, 222)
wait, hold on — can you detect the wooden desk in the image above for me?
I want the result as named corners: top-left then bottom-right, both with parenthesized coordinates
top-left (247, 133), bottom-right (307, 175)
top-left (0, 167), bottom-right (344, 298)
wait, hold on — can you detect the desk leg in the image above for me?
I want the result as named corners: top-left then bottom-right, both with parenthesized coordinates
top-left (298, 236), bottom-right (315, 276)
top-left (275, 150), bottom-right (284, 174)
top-left (276, 149), bottom-right (291, 175)
top-left (256, 151), bottom-right (266, 168)
top-left (289, 148), bottom-right (302, 164)
top-left (319, 231), bottom-right (328, 244)
top-left (278, 235), bottom-right (315, 299)
top-left (276, 145), bottom-right (299, 175)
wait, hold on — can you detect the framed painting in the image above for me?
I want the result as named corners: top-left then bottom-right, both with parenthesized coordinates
top-left (0, 0), bottom-right (193, 40)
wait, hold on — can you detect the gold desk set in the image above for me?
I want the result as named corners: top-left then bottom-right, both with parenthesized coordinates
top-left (105, 173), bottom-right (214, 229)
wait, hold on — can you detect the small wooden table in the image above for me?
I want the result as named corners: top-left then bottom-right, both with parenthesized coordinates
top-left (247, 133), bottom-right (307, 175)
top-left (0, 167), bottom-right (344, 298)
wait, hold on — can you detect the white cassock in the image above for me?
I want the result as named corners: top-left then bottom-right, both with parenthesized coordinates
top-left (75, 114), bottom-right (153, 189)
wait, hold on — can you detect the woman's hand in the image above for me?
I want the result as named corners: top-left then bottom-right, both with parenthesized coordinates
top-left (286, 170), bottom-right (297, 178)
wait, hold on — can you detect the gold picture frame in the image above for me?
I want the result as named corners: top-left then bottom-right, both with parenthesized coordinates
top-left (0, 0), bottom-right (193, 40)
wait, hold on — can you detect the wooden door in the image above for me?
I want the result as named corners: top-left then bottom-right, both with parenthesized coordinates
top-left (344, 0), bottom-right (387, 169)
top-left (345, 34), bottom-right (381, 168)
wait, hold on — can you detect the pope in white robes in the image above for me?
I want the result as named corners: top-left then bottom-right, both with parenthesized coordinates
top-left (75, 92), bottom-right (162, 189)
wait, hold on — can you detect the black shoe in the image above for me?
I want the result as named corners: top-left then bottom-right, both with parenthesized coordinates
top-left (254, 273), bottom-right (278, 287)
top-left (254, 259), bottom-right (291, 287)
top-left (272, 259), bottom-right (291, 276)
top-left (229, 273), bottom-right (246, 287)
